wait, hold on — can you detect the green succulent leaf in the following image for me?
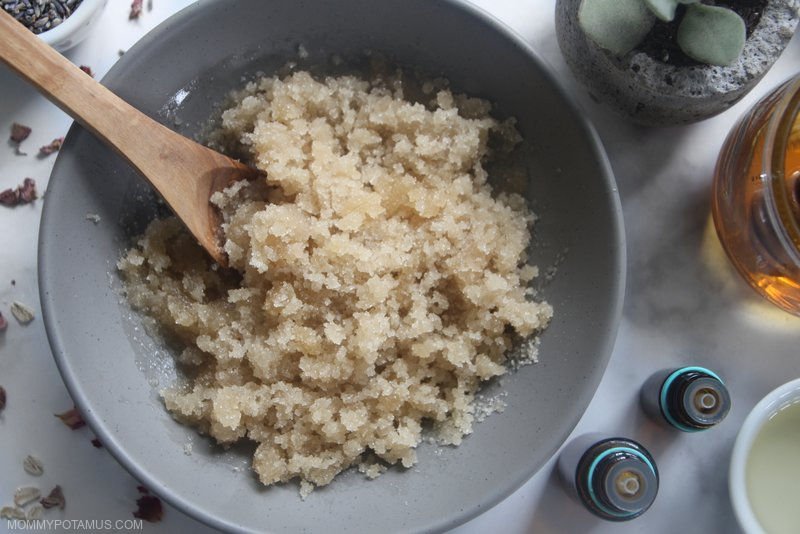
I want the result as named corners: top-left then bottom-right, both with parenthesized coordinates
top-left (643, 0), bottom-right (699, 22)
top-left (677, 4), bottom-right (746, 66)
top-left (578, 0), bottom-right (655, 56)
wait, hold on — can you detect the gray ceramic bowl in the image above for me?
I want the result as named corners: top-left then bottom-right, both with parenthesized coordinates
top-left (38, 1), bottom-right (625, 532)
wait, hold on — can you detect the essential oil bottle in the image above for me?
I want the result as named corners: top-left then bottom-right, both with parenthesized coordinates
top-left (640, 366), bottom-right (731, 432)
top-left (558, 434), bottom-right (659, 521)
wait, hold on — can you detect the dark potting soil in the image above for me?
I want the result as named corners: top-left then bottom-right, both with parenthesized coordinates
top-left (637, 0), bottom-right (769, 68)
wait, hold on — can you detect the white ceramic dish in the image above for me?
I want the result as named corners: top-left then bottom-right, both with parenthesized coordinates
top-left (730, 377), bottom-right (800, 534)
top-left (35, 0), bottom-right (107, 52)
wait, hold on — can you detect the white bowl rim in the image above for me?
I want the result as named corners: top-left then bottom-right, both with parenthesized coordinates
top-left (36, 0), bottom-right (106, 45)
top-left (729, 377), bottom-right (800, 534)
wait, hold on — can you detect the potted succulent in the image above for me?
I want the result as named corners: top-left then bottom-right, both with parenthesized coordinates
top-left (556, 0), bottom-right (800, 125)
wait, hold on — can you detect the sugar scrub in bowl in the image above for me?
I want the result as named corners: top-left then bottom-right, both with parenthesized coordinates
top-left (117, 70), bottom-right (554, 495)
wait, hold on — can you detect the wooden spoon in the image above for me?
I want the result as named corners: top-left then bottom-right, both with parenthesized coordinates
top-left (0, 9), bottom-right (259, 266)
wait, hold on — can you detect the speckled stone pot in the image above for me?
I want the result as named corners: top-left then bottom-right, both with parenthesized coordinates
top-left (556, 0), bottom-right (800, 126)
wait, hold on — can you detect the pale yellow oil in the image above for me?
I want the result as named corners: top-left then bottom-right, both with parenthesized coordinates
top-left (746, 400), bottom-right (800, 534)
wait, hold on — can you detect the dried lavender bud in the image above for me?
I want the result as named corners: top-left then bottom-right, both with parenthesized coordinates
top-left (9, 123), bottom-right (31, 143)
top-left (23, 455), bottom-right (44, 477)
top-left (10, 301), bottom-right (34, 323)
top-left (39, 137), bottom-right (64, 156)
top-left (133, 495), bottom-right (162, 523)
top-left (0, 386), bottom-right (6, 412)
top-left (2, 1), bottom-right (84, 34)
top-left (79, 65), bottom-right (93, 77)
top-left (18, 178), bottom-right (37, 203)
top-left (129, 0), bottom-right (143, 20)
top-left (55, 407), bottom-right (85, 430)
top-left (0, 311), bottom-right (7, 331)
top-left (91, 438), bottom-right (102, 448)
top-left (13, 487), bottom-right (40, 507)
top-left (40, 486), bottom-right (65, 510)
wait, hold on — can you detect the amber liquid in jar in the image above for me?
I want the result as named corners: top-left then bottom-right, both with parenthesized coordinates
top-left (713, 76), bottom-right (800, 316)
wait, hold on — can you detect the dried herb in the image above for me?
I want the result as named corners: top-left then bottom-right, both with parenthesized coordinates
top-left (10, 301), bottom-right (34, 324)
top-left (0, 386), bottom-right (6, 412)
top-left (55, 407), bottom-right (85, 430)
top-left (0, 506), bottom-right (25, 520)
top-left (19, 178), bottom-right (37, 203)
top-left (0, 178), bottom-right (38, 207)
top-left (133, 495), bottom-right (162, 523)
top-left (2, 1), bottom-right (84, 35)
top-left (26, 504), bottom-right (43, 520)
top-left (39, 137), bottom-right (64, 156)
top-left (14, 487), bottom-right (40, 507)
top-left (10, 301), bottom-right (34, 323)
top-left (79, 65), bottom-right (93, 77)
top-left (40, 486), bottom-right (65, 510)
top-left (129, 0), bottom-right (143, 20)
top-left (23, 455), bottom-right (44, 477)
top-left (91, 438), bottom-right (102, 448)
top-left (136, 485), bottom-right (149, 495)
top-left (0, 312), bottom-right (7, 331)
top-left (0, 188), bottom-right (19, 205)
top-left (10, 123), bottom-right (31, 143)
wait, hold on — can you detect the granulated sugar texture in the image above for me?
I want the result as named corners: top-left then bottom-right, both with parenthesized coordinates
top-left (118, 71), bottom-right (553, 496)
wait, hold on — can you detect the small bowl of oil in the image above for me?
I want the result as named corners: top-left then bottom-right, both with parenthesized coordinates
top-left (730, 378), bottom-right (800, 534)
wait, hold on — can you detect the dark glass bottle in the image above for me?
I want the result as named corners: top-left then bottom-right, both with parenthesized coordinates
top-left (558, 434), bottom-right (659, 521)
top-left (640, 366), bottom-right (731, 432)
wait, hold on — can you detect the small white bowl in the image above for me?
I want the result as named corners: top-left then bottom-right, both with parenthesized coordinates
top-left (34, 0), bottom-right (108, 52)
top-left (730, 378), bottom-right (800, 534)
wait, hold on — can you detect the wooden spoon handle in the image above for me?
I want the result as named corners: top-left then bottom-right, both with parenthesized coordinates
top-left (0, 9), bottom-right (166, 171)
top-left (0, 10), bottom-right (252, 266)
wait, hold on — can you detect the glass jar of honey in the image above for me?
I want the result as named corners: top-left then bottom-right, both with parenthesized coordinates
top-left (713, 73), bottom-right (800, 316)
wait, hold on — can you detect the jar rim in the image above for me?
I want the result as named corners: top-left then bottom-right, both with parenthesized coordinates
top-left (763, 74), bottom-right (800, 266)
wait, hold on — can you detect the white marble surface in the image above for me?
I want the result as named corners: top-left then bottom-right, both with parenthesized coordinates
top-left (1, 1), bottom-right (799, 533)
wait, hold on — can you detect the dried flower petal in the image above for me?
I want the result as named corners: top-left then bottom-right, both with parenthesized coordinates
top-left (129, 0), bottom-right (143, 19)
top-left (55, 407), bottom-right (85, 430)
top-left (26, 504), bottom-right (43, 520)
top-left (0, 188), bottom-right (19, 206)
top-left (79, 65), bottom-right (93, 77)
top-left (0, 178), bottom-right (37, 208)
top-left (0, 386), bottom-right (6, 412)
top-left (10, 301), bottom-right (34, 324)
top-left (14, 487), bottom-right (40, 507)
top-left (18, 178), bottom-right (37, 203)
top-left (133, 495), bottom-right (162, 522)
top-left (40, 486), bottom-right (65, 510)
top-left (0, 506), bottom-right (25, 520)
top-left (91, 438), bottom-right (102, 448)
top-left (23, 455), bottom-right (44, 477)
top-left (10, 123), bottom-right (31, 143)
top-left (0, 312), bottom-right (7, 331)
top-left (39, 138), bottom-right (64, 156)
